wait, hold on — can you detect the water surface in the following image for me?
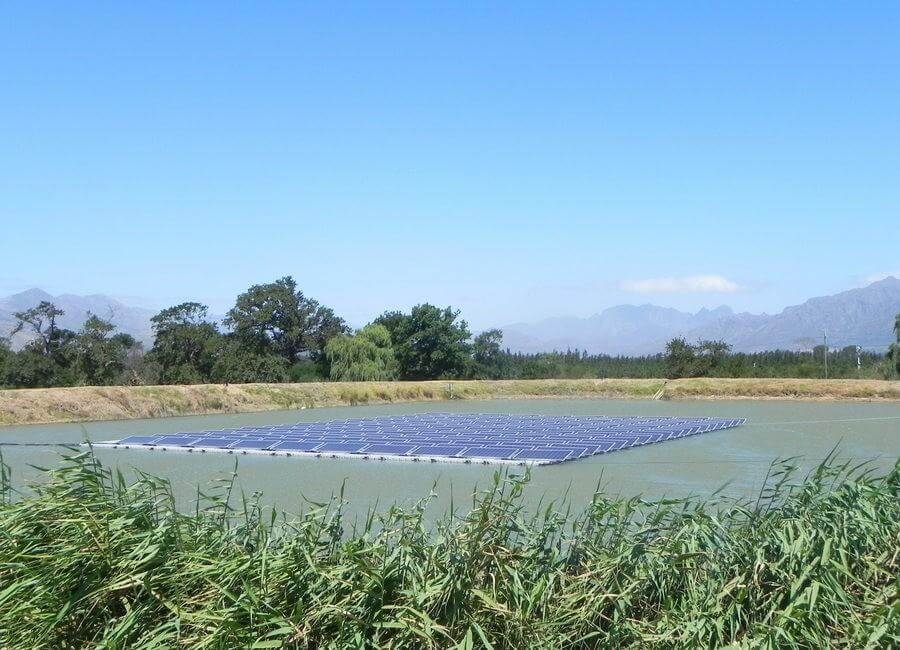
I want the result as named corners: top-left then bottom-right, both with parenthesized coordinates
top-left (2, 399), bottom-right (898, 518)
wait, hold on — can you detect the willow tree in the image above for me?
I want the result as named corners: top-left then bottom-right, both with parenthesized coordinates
top-left (325, 324), bottom-right (396, 381)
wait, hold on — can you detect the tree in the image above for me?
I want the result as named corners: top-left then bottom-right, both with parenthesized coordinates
top-left (693, 339), bottom-right (732, 376)
top-left (472, 329), bottom-right (505, 379)
top-left (372, 311), bottom-right (408, 344)
top-left (225, 276), bottom-right (348, 365)
top-left (664, 338), bottom-right (732, 378)
top-left (210, 340), bottom-right (289, 384)
top-left (0, 337), bottom-right (11, 386)
top-left (888, 313), bottom-right (900, 378)
top-left (386, 304), bottom-right (473, 380)
top-left (325, 324), bottom-right (397, 381)
top-left (4, 301), bottom-right (76, 387)
top-left (147, 303), bottom-right (221, 384)
top-left (2, 348), bottom-right (68, 388)
top-left (121, 345), bottom-right (160, 386)
top-left (69, 314), bottom-right (138, 385)
top-left (664, 337), bottom-right (697, 379)
top-left (11, 301), bottom-right (74, 359)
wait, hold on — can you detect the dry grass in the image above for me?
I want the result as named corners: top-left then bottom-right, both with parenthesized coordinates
top-left (667, 377), bottom-right (900, 401)
top-left (0, 379), bottom-right (662, 426)
top-left (0, 377), bottom-right (898, 427)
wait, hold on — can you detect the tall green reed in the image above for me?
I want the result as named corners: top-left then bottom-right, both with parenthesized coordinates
top-left (0, 450), bottom-right (896, 648)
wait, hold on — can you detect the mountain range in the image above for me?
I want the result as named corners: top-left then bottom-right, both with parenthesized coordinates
top-left (2, 277), bottom-right (899, 355)
top-left (0, 289), bottom-right (156, 349)
top-left (499, 277), bottom-right (900, 355)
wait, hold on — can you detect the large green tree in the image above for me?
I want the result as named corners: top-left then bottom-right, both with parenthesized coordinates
top-left (371, 310), bottom-right (408, 345)
top-left (210, 339), bottom-right (289, 384)
top-left (69, 314), bottom-right (138, 385)
top-left (11, 301), bottom-right (73, 359)
top-left (4, 301), bottom-right (76, 387)
top-left (147, 303), bottom-right (221, 384)
top-left (665, 338), bottom-right (731, 378)
top-left (2, 347), bottom-right (67, 387)
top-left (472, 329), bottom-right (505, 379)
top-left (225, 277), bottom-right (348, 366)
top-left (325, 324), bottom-right (397, 381)
top-left (377, 304), bottom-right (472, 380)
top-left (664, 337), bottom-right (697, 379)
top-left (693, 339), bottom-right (732, 376)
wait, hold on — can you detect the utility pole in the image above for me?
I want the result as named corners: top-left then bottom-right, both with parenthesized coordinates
top-left (823, 328), bottom-right (828, 379)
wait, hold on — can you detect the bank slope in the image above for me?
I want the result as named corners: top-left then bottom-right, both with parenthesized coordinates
top-left (2, 378), bottom-right (899, 426)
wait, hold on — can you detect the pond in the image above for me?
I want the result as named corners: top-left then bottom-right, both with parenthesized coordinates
top-left (2, 399), bottom-right (898, 519)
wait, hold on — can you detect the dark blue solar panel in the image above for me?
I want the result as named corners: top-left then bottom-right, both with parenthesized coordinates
top-left (273, 440), bottom-right (322, 452)
top-left (191, 437), bottom-right (236, 448)
top-left (230, 438), bottom-right (276, 450)
top-left (411, 445), bottom-right (466, 457)
top-left (516, 448), bottom-right (572, 461)
top-left (364, 443), bottom-right (417, 455)
top-left (98, 413), bottom-right (745, 465)
top-left (460, 447), bottom-right (519, 459)
top-left (116, 435), bottom-right (161, 445)
top-left (318, 441), bottom-right (368, 453)
top-left (155, 435), bottom-right (200, 446)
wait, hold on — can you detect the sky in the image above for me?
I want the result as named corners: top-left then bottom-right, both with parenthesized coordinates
top-left (2, 3), bottom-right (898, 330)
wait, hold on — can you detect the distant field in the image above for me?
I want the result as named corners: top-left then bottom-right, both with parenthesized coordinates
top-left (665, 377), bottom-right (900, 400)
top-left (1, 378), bottom-right (898, 426)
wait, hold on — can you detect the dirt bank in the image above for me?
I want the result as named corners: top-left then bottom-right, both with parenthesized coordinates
top-left (1, 378), bottom-right (897, 426)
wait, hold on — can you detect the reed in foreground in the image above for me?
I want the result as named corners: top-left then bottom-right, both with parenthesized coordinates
top-left (0, 452), bottom-right (897, 648)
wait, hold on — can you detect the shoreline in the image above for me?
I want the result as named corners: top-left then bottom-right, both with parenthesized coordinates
top-left (1, 378), bottom-right (899, 427)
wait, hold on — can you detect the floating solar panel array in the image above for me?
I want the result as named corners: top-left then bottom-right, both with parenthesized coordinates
top-left (92, 413), bottom-right (745, 465)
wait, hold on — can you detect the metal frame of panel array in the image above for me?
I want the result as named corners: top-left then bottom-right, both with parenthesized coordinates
top-left (91, 413), bottom-right (746, 466)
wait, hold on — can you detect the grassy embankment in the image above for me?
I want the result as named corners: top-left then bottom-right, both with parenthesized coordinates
top-left (1, 378), bottom-right (899, 426)
top-left (0, 451), bottom-right (896, 647)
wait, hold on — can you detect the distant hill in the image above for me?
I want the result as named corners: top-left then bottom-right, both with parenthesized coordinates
top-left (3, 278), bottom-right (899, 356)
top-left (0, 289), bottom-right (156, 349)
top-left (500, 277), bottom-right (900, 355)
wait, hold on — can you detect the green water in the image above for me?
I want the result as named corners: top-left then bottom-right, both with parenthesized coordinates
top-left (2, 399), bottom-right (898, 517)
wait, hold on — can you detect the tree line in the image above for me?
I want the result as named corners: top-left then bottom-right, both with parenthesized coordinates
top-left (0, 276), bottom-right (897, 388)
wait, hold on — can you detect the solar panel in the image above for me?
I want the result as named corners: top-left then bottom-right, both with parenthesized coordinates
top-left (363, 443), bottom-right (417, 455)
top-left (273, 440), bottom-right (323, 452)
top-left (412, 445), bottom-right (466, 457)
top-left (94, 413), bottom-right (745, 465)
top-left (116, 435), bottom-right (161, 446)
top-left (191, 437), bottom-right (237, 448)
top-left (318, 441), bottom-right (368, 453)
top-left (154, 435), bottom-right (200, 447)
top-left (460, 446), bottom-right (519, 459)
top-left (516, 448), bottom-right (572, 461)
top-left (230, 438), bottom-right (276, 450)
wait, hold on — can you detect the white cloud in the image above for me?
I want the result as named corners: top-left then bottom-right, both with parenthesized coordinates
top-left (620, 274), bottom-right (741, 294)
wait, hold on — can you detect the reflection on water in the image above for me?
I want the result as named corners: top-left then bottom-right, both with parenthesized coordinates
top-left (2, 399), bottom-right (898, 519)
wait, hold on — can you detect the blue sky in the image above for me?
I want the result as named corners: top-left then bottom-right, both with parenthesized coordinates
top-left (2, 3), bottom-right (898, 329)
